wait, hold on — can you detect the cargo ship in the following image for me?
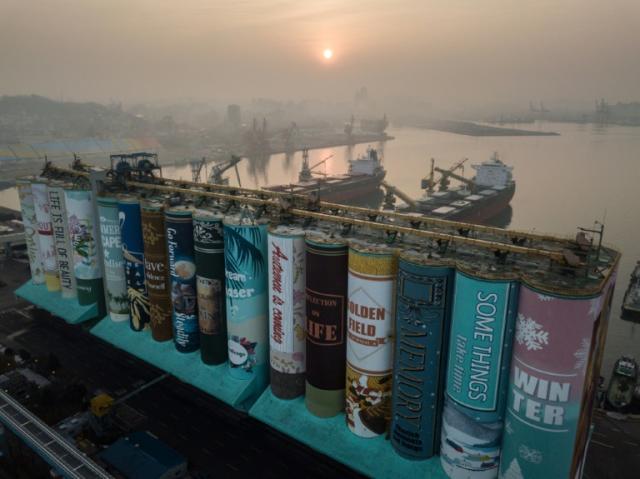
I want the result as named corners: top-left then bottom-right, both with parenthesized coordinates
top-left (622, 261), bottom-right (640, 322)
top-left (399, 152), bottom-right (515, 224)
top-left (264, 147), bottom-right (386, 203)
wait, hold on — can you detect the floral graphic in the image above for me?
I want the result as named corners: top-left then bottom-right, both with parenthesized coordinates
top-left (573, 337), bottom-right (591, 370)
top-left (505, 419), bottom-right (514, 435)
top-left (516, 313), bottom-right (549, 351)
top-left (537, 294), bottom-right (553, 302)
top-left (518, 444), bottom-right (543, 464)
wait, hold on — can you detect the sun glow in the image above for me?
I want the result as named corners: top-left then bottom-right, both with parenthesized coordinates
top-left (323, 48), bottom-right (333, 60)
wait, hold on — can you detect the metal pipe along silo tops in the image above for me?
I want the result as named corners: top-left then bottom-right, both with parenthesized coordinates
top-left (498, 281), bottom-right (613, 479)
top-left (16, 179), bottom-right (44, 285)
top-left (441, 269), bottom-right (519, 478)
top-left (223, 216), bottom-right (269, 383)
top-left (390, 252), bottom-right (455, 459)
top-left (268, 226), bottom-right (306, 399)
top-left (304, 233), bottom-right (348, 418)
top-left (166, 206), bottom-right (199, 352)
top-left (97, 196), bottom-right (129, 322)
top-left (31, 180), bottom-right (60, 291)
top-left (141, 201), bottom-right (173, 342)
top-left (48, 183), bottom-right (76, 298)
top-left (193, 209), bottom-right (227, 365)
top-left (117, 196), bottom-right (150, 331)
top-left (346, 242), bottom-right (398, 438)
top-left (64, 188), bottom-right (105, 312)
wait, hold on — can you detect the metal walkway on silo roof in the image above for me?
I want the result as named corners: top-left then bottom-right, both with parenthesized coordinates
top-left (0, 390), bottom-right (112, 479)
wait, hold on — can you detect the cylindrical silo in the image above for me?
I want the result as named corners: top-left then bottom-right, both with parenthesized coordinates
top-left (16, 179), bottom-right (44, 284)
top-left (166, 206), bottom-right (199, 352)
top-left (97, 196), bottom-right (129, 322)
top-left (48, 183), bottom-right (76, 298)
top-left (440, 399), bottom-right (502, 479)
top-left (390, 252), bottom-right (455, 459)
top-left (118, 195), bottom-right (150, 331)
top-left (304, 234), bottom-right (348, 417)
top-left (223, 216), bottom-right (269, 383)
top-left (141, 201), bottom-right (173, 342)
top-left (346, 242), bottom-right (397, 438)
top-left (32, 180), bottom-right (59, 291)
top-left (193, 209), bottom-right (227, 364)
top-left (441, 268), bottom-right (519, 478)
top-left (268, 225), bottom-right (306, 399)
top-left (64, 188), bottom-right (104, 311)
top-left (498, 282), bottom-right (611, 479)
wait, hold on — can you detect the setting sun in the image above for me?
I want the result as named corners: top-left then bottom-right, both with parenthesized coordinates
top-left (323, 48), bottom-right (333, 60)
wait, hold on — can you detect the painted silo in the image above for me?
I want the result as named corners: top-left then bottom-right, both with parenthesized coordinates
top-left (498, 280), bottom-right (613, 479)
top-left (97, 196), bottom-right (129, 322)
top-left (346, 242), bottom-right (397, 438)
top-left (32, 181), bottom-right (59, 291)
top-left (141, 201), bottom-right (173, 341)
top-left (48, 183), bottom-right (76, 298)
top-left (16, 179), bottom-right (44, 284)
top-left (193, 209), bottom-right (227, 364)
top-left (118, 196), bottom-right (150, 331)
top-left (441, 269), bottom-right (519, 478)
top-left (64, 188), bottom-right (104, 311)
top-left (166, 206), bottom-right (199, 352)
top-left (304, 234), bottom-right (348, 418)
top-left (440, 399), bottom-right (502, 479)
top-left (268, 225), bottom-right (306, 399)
top-left (223, 216), bottom-right (269, 384)
top-left (390, 252), bottom-right (455, 459)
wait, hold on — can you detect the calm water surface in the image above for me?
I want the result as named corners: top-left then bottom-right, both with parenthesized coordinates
top-left (3, 122), bottom-right (639, 378)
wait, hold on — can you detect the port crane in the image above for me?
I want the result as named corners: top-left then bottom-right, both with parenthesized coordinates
top-left (421, 157), bottom-right (469, 193)
top-left (190, 157), bottom-right (207, 182)
top-left (208, 154), bottom-right (243, 186)
top-left (298, 149), bottom-right (334, 182)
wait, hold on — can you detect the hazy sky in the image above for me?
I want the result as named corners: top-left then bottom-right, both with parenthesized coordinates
top-left (2, 0), bottom-right (639, 107)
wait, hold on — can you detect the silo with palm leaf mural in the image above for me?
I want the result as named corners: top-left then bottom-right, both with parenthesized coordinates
top-left (223, 215), bottom-right (269, 386)
top-left (64, 187), bottom-right (105, 313)
top-left (117, 195), bottom-right (150, 331)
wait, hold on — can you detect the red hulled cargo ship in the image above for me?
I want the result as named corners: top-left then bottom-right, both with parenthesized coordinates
top-left (400, 152), bottom-right (515, 224)
top-left (264, 147), bottom-right (385, 203)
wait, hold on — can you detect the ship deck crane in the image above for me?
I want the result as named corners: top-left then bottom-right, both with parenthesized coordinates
top-left (421, 157), bottom-right (469, 192)
top-left (298, 149), bottom-right (335, 182)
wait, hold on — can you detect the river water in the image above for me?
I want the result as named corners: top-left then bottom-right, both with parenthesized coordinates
top-left (2, 122), bottom-right (639, 378)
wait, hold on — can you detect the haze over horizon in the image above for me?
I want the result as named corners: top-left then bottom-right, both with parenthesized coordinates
top-left (2, 0), bottom-right (640, 109)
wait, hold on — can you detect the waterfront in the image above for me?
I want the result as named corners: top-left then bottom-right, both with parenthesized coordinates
top-left (2, 121), bottom-right (639, 379)
top-left (165, 121), bottom-right (640, 380)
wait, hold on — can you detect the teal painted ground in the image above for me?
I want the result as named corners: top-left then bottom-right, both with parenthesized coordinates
top-left (250, 388), bottom-right (447, 479)
top-left (90, 317), bottom-right (263, 411)
top-left (15, 281), bottom-right (98, 324)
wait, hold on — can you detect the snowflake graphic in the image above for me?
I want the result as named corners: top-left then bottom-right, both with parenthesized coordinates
top-left (503, 459), bottom-right (524, 479)
top-left (573, 337), bottom-right (591, 370)
top-left (516, 314), bottom-right (549, 351)
top-left (505, 419), bottom-right (514, 435)
top-left (537, 294), bottom-right (553, 302)
top-left (519, 444), bottom-right (543, 464)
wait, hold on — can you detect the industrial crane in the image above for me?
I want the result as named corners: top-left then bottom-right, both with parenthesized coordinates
top-left (298, 149), bottom-right (335, 182)
top-left (421, 157), bottom-right (470, 192)
top-left (208, 154), bottom-right (243, 186)
top-left (190, 157), bottom-right (207, 182)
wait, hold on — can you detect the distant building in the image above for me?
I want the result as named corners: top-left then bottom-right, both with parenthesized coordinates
top-left (99, 431), bottom-right (187, 479)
